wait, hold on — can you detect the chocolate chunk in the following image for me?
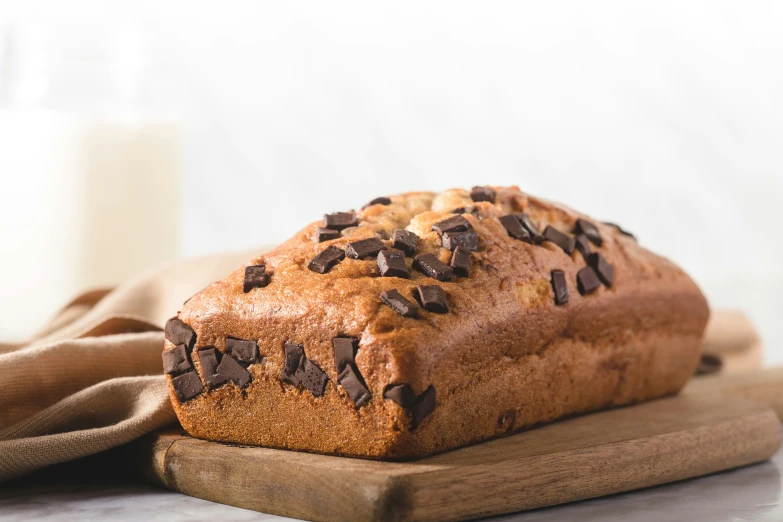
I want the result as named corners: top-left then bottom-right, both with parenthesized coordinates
top-left (432, 215), bottom-right (472, 234)
top-left (324, 212), bottom-right (358, 230)
top-left (225, 338), bottom-right (258, 365)
top-left (499, 215), bottom-right (532, 243)
top-left (442, 230), bottom-right (478, 251)
top-left (574, 234), bottom-right (592, 258)
top-left (392, 229), bottom-right (419, 257)
top-left (198, 348), bottom-right (228, 388)
top-left (171, 371), bottom-right (204, 402)
top-left (577, 266), bottom-right (601, 295)
top-left (604, 222), bottom-right (636, 240)
top-left (378, 249), bottom-right (409, 278)
top-left (415, 285), bottom-right (449, 314)
top-left (315, 227), bottom-right (341, 243)
top-left (413, 253), bottom-right (453, 281)
top-left (574, 219), bottom-right (603, 247)
top-left (216, 353), bottom-right (252, 389)
top-left (338, 365), bottom-right (371, 407)
top-left (243, 265), bottom-right (269, 293)
top-left (308, 245), bottom-right (345, 274)
top-left (696, 353), bottom-right (723, 375)
top-left (164, 317), bottom-right (196, 350)
top-left (550, 270), bottom-right (569, 306)
top-left (384, 384), bottom-right (417, 408)
top-left (346, 237), bottom-right (386, 259)
top-left (450, 246), bottom-right (472, 278)
top-left (363, 196), bottom-right (391, 208)
top-left (543, 226), bottom-right (576, 255)
top-left (411, 385), bottom-right (436, 428)
top-left (333, 336), bottom-right (359, 374)
top-left (296, 358), bottom-right (328, 397)
top-left (162, 345), bottom-right (192, 375)
top-left (587, 253), bottom-right (614, 287)
top-left (470, 186), bottom-right (496, 203)
top-left (514, 213), bottom-right (544, 243)
top-left (380, 289), bottom-right (419, 317)
top-left (451, 207), bottom-right (467, 214)
top-left (281, 342), bottom-right (305, 386)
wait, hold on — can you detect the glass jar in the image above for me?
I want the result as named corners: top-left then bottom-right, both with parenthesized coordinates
top-left (0, 24), bottom-right (182, 340)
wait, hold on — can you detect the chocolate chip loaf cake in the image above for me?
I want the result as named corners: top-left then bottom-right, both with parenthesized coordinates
top-left (162, 186), bottom-right (709, 459)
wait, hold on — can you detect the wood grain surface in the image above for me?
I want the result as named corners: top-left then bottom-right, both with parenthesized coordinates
top-left (135, 384), bottom-right (782, 522)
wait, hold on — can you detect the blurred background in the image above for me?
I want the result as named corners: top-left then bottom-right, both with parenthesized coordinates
top-left (1, 1), bottom-right (781, 362)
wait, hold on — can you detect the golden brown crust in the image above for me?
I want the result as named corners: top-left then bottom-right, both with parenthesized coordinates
top-left (165, 186), bottom-right (710, 459)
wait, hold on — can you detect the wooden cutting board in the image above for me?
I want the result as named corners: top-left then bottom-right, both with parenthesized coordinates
top-left (132, 371), bottom-right (782, 522)
top-left (131, 312), bottom-right (780, 522)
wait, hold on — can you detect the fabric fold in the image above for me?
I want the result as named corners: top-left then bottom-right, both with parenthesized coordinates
top-left (0, 247), bottom-right (267, 482)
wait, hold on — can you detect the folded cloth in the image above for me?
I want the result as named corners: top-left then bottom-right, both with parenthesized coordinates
top-left (0, 249), bottom-right (262, 482)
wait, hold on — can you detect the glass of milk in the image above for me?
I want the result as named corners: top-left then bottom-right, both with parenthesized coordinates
top-left (0, 24), bottom-right (181, 341)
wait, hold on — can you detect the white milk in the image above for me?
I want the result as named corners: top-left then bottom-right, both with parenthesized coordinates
top-left (0, 109), bottom-right (180, 340)
top-left (0, 24), bottom-right (182, 340)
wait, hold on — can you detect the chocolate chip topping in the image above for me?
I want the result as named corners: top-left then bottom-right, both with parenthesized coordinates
top-left (574, 234), bottom-right (592, 258)
top-left (378, 249), bottom-right (409, 278)
top-left (410, 385), bottom-right (436, 428)
top-left (308, 245), bottom-right (345, 274)
top-left (171, 371), bottom-right (204, 402)
top-left (432, 215), bottom-right (472, 234)
top-left (363, 196), bottom-right (392, 208)
top-left (384, 384), bottom-right (417, 407)
top-left (451, 207), bottom-right (467, 214)
top-left (543, 226), bottom-right (576, 255)
top-left (296, 358), bottom-right (328, 397)
top-left (696, 353), bottom-right (723, 375)
top-left (587, 253), bottom-right (614, 287)
top-left (413, 253), bottom-right (453, 281)
top-left (338, 365), bottom-right (371, 408)
top-left (604, 222), bottom-right (636, 240)
top-left (384, 384), bottom-right (436, 428)
top-left (415, 285), bottom-right (449, 313)
top-left (514, 213), bottom-right (544, 243)
top-left (345, 237), bottom-right (385, 259)
top-left (162, 345), bottom-right (192, 375)
top-left (470, 186), bottom-right (496, 203)
top-left (216, 353), bottom-right (252, 389)
top-left (442, 230), bottom-right (478, 251)
top-left (392, 229), bottom-right (419, 257)
top-left (225, 338), bottom-right (259, 365)
top-left (243, 265), bottom-right (269, 293)
top-left (281, 342), bottom-right (328, 396)
top-left (499, 215), bottom-right (533, 243)
top-left (315, 227), bottom-right (341, 243)
top-left (165, 317), bottom-right (196, 350)
top-left (450, 246), bottom-right (472, 278)
top-left (333, 336), bottom-right (359, 374)
top-left (550, 270), bottom-right (569, 306)
top-left (577, 266), bottom-right (601, 295)
top-left (198, 348), bottom-right (228, 389)
top-left (324, 212), bottom-right (358, 230)
top-left (380, 289), bottom-right (419, 317)
top-left (281, 342), bottom-right (305, 386)
top-left (575, 219), bottom-right (603, 247)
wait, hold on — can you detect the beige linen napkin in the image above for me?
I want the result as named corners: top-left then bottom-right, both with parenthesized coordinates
top-left (0, 249), bottom-right (261, 482)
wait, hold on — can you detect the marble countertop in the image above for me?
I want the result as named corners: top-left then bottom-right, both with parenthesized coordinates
top-left (2, 445), bottom-right (781, 522)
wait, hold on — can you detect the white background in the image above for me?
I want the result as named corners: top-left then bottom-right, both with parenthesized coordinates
top-left (2, 1), bottom-right (782, 360)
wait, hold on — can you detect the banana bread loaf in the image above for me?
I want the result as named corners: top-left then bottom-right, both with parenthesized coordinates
top-left (162, 186), bottom-right (709, 459)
